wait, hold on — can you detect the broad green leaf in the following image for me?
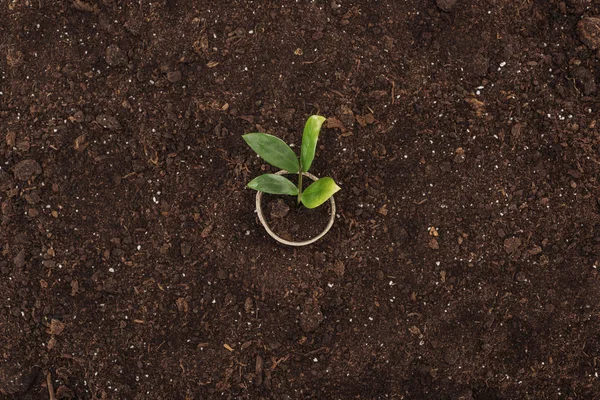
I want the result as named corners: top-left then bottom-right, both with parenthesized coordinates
top-left (243, 133), bottom-right (299, 173)
top-left (301, 177), bottom-right (340, 209)
top-left (300, 115), bottom-right (326, 172)
top-left (247, 174), bottom-right (298, 195)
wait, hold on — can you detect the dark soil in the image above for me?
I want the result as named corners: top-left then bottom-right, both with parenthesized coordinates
top-left (262, 177), bottom-right (333, 242)
top-left (2, 0), bottom-right (600, 399)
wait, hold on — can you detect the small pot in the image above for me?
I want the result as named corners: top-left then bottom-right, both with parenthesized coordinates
top-left (255, 170), bottom-right (336, 246)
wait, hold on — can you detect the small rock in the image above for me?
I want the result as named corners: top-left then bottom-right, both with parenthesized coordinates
top-left (269, 199), bottom-right (290, 219)
top-left (504, 237), bottom-right (522, 254)
top-left (96, 114), bottom-right (122, 130)
top-left (166, 71), bottom-right (182, 83)
top-left (13, 159), bottom-right (41, 181)
top-left (244, 297), bottom-right (253, 313)
top-left (299, 298), bottom-right (324, 333)
top-left (48, 319), bottom-right (65, 336)
top-left (454, 148), bottom-right (466, 164)
top-left (105, 44), bottom-right (127, 67)
top-left (572, 66), bottom-right (597, 95)
top-left (5, 131), bottom-right (16, 146)
top-left (176, 298), bottom-right (189, 313)
top-left (13, 250), bottom-right (25, 268)
top-left (436, 0), bottom-right (457, 12)
top-left (47, 336), bottom-right (57, 350)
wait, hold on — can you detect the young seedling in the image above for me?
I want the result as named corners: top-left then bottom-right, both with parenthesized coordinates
top-left (243, 115), bottom-right (340, 209)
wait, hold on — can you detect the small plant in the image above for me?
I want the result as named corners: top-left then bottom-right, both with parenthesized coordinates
top-left (243, 115), bottom-right (340, 209)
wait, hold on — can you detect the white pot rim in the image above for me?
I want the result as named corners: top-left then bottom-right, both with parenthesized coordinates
top-left (255, 170), bottom-right (336, 246)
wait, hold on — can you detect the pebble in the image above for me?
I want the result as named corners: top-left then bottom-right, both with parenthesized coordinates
top-left (13, 250), bottom-right (25, 268)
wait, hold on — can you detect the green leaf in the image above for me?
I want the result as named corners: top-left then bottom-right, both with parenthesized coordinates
top-left (300, 115), bottom-right (326, 172)
top-left (247, 174), bottom-right (298, 195)
top-left (301, 177), bottom-right (340, 209)
top-left (243, 133), bottom-right (299, 173)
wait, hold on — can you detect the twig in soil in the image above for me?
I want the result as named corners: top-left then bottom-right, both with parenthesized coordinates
top-left (413, 199), bottom-right (427, 205)
top-left (383, 75), bottom-right (396, 105)
top-left (330, 89), bottom-right (346, 99)
top-left (46, 372), bottom-right (57, 400)
top-left (303, 346), bottom-right (329, 357)
top-left (301, 57), bottom-right (325, 64)
top-left (269, 355), bottom-right (290, 371)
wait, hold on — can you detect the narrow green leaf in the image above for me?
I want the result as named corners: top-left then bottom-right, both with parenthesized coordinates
top-left (247, 174), bottom-right (298, 195)
top-left (243, 133), bottom-right (299, 173)
top-left (301, 177), bottom-right (341, 209)
top-left (300, 115), bottom-right (326, 172)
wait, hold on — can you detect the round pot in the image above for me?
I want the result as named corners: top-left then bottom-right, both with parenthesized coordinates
top-left (255, 170), bottom-right (336, 246)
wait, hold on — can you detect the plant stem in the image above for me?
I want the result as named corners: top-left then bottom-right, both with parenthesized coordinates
top-left (297, 170), bottom-right (303, 206)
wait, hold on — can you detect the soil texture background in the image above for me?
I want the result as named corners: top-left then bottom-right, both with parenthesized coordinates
top-left (2, 0), bottom-right (600, 399)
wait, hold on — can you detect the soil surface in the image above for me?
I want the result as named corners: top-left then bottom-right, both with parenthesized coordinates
top-left (2, 0), bottom-right (600, 399)
top-left (262, 176), bottom-right (333, 242)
